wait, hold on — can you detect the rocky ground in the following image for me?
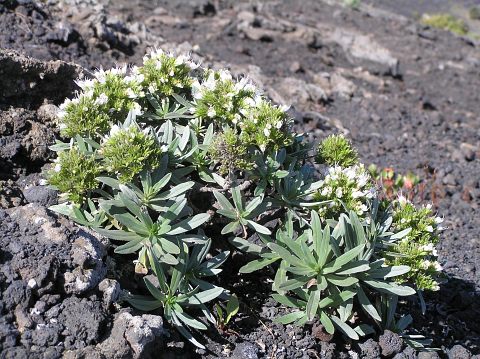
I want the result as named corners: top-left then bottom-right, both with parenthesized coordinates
top-left (0, 0), bottom-right (479, 358)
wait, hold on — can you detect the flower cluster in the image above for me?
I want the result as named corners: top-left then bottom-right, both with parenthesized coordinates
top-left (101, 124), bottom-right (162, 183)
top-left (209, 127), bottom-right (252, 175)
top-left (240, 100), bottom-right (293, 152)
top-left (140, 49), bottom-right (197, 96)
top-left (386, 196), bottom-right (444, 291)
top-left (59, 66), bottom-right (144, 139)
top-left (316, 134), bottom-right (358, 167)
top-left (47, 146), bottom-right (100, 203)
top-left (192, 69), bottom-right (257, 125)
top-left (314, 164), bottom-right (375, 218)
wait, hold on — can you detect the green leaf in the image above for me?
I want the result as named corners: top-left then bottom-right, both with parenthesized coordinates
top-left (244, 196), bottom-right (263, 215)
top-left (272, 294), bottom-right (306, 309)
top-left (144, 278), bottom-right (166, 302)
top-left (127, 295), bottom-right (162, 311)
top-left (221, 221), bottom-right (240, 235)
top-left (197, 251), bottom-right (230, 275)
top-left (268, 243), bottom-right (309, 269)
top-left (362, 279), bottom-right (416, 296)
top-left (48, 203), bottom-right (73, 217)
top-left (95, 228), bottom-right (142, 242)
top-left (180, 287), bottom-right (224, 305)
top-left (335, 260), bottom-right (370, 275)
top-left (151, 173), bottom-right (172, 194)
top-left (390, 227), bottom-right (411, 240)
top-left (355, 324), bottom-right (375, 336)
top-left (114, 236), bottom-right (145, 254)
top-left (326, 275), bottom-right (359, 287)
top-left (114, 213), bottom-right (149, 235)
top-left (168, 213), bottom-right (210, 235)
top-left (306, 289), bottom-right (321, 320)
top-left (231, 186), bottom-right (244, 211)
top-left (217, 209), bottom-right (237, 219)
top-left (357, 286), bottom-right (381, 321)
top-left (324, 244), bottom-right (365, 273)
top-left (172, 315), bottom-right (206, 349)
top-left (275, 311), bottom-right (305, 324)
top-left (153, 181), bottom-right (194, 201)
top-left (279, 278), bottom-right (309, 291)
top-left (175, 309), bottom-right (207, 330)
top-left (228, 237), bottom-right (263, 254)
top-left (97, 176), bottom-right (121, 190)
top-left (226, 295), bottom-right (240, 323)
top-left (213, 191), bottom-right (235, 213)
top-left (319, 290), bottom-right (356, 309)
top-left (246, 220), bottom-right (272, 235)
top-left (331, 315), bottom-right (359, 340)
top-left (148, 248), bottom-right (169, 292)
top-left (368, 265), bottom-right (411, 279)
top-left (320, 311), bottom-right (334, 334)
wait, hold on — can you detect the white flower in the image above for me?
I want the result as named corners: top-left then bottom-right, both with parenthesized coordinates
top-left (204, 72), bottom-right (217, 90)
top-left (207, 107), bottom-right (216, 117)
top-left (75, 78), bottom-right (94, 90)
top-left (357, 172), bottom-right (369, 187)
top-left (435, 216), bottom-right (444, 224)
top-left (94, 69), bottom-right (107, 84)
top-left (191, 80), bottom-right (203, 99)
top-left (108, 125), bottom-right (121, 138)
top-left (126, 88), bottom-right (137, 99)
top-left (95, 93), bottom-right (108, 106)
top-left (351, 190), bottom-right (364, 199)
top-left (321, 186), bottom-right (332, 196)
top-left (345, 167), bottom-right (356, 181)
top-left (336, 188), bottom-right (343, 198)
top-left (426, 225), bottom-right (434, 233)
top-left (275, 120), bottom-right (283, 129)
top-left (433, 261), bottom-right (442, 271)
top-left (244, 97), bottom-right (257, 107)
top-left (218, 69), bottom-right (232, 82)
top-left (84, 89), bottom-right (94, 99)
top-left (421, 260), bottom-right (432, 269)
top-left (421, 243), bottom-right (435, 252)
top-left (397, 195), bottom-right (408, 206)
top-left (132, 102), bottom-right (143, 117)
top-left (263, 128), bottom-right (270, 136)
top-left (54, 163), bottom-right (61, 172)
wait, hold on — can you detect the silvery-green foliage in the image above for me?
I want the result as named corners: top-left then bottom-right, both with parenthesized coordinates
top-left (127, 246), bottom-right (223, 349)
top-left (46, 49), bottom-right (443, 349)
top-left (240, 210), bottom-right (415, 339)
top-left (214, 186), bottom-right (271, 236)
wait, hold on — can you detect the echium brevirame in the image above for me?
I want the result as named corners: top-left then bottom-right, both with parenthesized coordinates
top-left (46, 49), bottom-right (443, 349)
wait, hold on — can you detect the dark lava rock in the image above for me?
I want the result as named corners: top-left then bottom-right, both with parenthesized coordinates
top-left (358, 338), bottom-right (381, 359)
top-left (232, 342), bottom-right (259, 359)
top-left (72, 311), bottom-right (165, 359)
top-left (417, 351), bottom-right (441, 359)
top-left (0, 204), bottom-right (108, 356)
top-left (0, 49), bottom-right (83, 107)
top-left (393, 347), bottom-right (416, 359)
top-left (449, 345), bottom-right (472, 359)
top-left (379, 330), bottom-right (403, 357)
top-left (22, 185), bottom-right (58, 207)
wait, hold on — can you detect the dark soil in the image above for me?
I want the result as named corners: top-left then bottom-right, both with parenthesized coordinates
top-left (0, 0), bottom-right (479, 358)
